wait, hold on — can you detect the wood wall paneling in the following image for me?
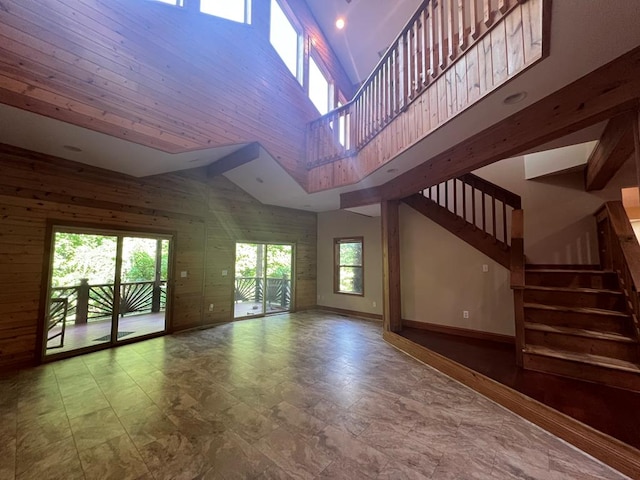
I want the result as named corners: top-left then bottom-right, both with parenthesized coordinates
top-left (0, 144), bottom-right (317, 368)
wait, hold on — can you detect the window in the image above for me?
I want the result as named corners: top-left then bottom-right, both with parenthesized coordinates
top-left (152, 0), bottom-right (183, 5)
top-left (334, 237), bottom-right (363, 295)
top-left (270, 0), bottom-right (302, 82)
top-left (309, 55), bottom-right (332, 115)
top-left (200, 0), bottom-right (250, 23)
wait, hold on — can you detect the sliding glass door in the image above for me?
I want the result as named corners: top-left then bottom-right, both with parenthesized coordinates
top-left (44, 227), bottom-right (171, 358)
top-left (234, 242), bottom-right (293, 319)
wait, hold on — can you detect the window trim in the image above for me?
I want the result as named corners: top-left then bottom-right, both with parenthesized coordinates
top-left (333, 237), bottom-right (364, 296)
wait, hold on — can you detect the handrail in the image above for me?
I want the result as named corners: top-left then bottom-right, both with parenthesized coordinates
top-left (600, 201), bottom-right (640, 343)
top-left (420, 173), bottom-right (521, 247)
top-left (306, 0), bottom-right (525, 169)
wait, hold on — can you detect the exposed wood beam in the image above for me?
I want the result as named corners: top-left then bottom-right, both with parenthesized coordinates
top-left (585, 112), bottom-right (635, 191)
top-left (381, 199), bottom-right (402, 333)
top-left (341, 46), bottom-right (640, 208)
top-left (206, 142), bottom-right (261, 177)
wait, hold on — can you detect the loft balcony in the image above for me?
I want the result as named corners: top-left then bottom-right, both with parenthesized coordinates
top-left (305, 0), bottom-right (548, 192)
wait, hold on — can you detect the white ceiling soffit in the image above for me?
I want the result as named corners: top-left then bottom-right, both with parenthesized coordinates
top-left (524, 141), bottom-right (598, 180)
top-left (0, 103), bottom-right (247, 178)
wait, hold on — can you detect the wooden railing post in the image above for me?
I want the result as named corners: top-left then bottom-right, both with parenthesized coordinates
top-left (510, 209), bottom-right (525, 367)
top-left (75, 278), bottom-right (90, 325)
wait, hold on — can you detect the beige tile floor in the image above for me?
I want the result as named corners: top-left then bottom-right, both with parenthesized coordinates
top-left (0, 311), bottom-right (629, 480)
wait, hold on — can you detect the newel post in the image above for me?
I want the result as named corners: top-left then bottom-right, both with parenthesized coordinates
top-left (510, 209), bottom-right (525, 367)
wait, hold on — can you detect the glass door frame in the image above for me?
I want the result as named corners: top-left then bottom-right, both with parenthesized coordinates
top-left (39, 223), bottom-right (175, 363)
top-left (232, 241), bottom-right (296, 320)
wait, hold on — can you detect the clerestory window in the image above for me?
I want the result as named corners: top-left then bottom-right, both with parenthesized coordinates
top-left (200, 0), bottom-right (251, 24)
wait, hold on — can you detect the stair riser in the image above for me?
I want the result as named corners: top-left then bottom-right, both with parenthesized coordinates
top-left (524, 308), bottom-right (631, 335)
top-left (525, 330), bottom-right (638, 363)
top-left (524, 289), bottom-right (626, 311)
top-left (525, 272), bottom-right (618, 290)
top-left (523, 353), bottom-right (640, 392)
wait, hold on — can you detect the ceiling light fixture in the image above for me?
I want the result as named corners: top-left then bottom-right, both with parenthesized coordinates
top-left (503, 92), bottom-right (527, 105)
top-left (335, 17), bottom-right (345, 30)
top-left (62, 145), bottom-right (82, 153)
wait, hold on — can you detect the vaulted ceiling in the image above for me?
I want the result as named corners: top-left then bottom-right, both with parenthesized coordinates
top-left (0, 0), bottom-right (639, 215)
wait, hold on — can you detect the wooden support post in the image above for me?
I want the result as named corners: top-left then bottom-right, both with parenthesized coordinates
top-left (510, 209), bottom-right (525, 367)
top-left (634, 109), bottom-right (640, 204)
top-left (381, 200), bottom-right (402, 333)
top-left (76, 279), bottom-right (90, 325)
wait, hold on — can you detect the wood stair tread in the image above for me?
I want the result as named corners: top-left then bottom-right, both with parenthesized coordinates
top-left (524, 285), bottom-right (623, 295)
top-left (524, 345), bottom-right (640, 373)
top-left (523, 302), bottom-right (630, 318)
top-left (524, 322), bottom-right (636, 343)
top-left (524, 269), bottom-right (612, 274)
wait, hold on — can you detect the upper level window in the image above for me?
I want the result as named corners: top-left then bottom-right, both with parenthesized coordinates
top-left (334, 237), bottom-right (364, 295)
top-left (152, 0), bottom-right (183, 5)
top-left (200, 0), bottom-right (251, 23)
top-left (309, 55), bottom-right (332, 115)
top-left (270, 0), bottom-right (302, 82)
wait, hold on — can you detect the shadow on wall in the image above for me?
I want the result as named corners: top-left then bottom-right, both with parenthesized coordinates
top-left (528, 217), bottom-right (599, 265)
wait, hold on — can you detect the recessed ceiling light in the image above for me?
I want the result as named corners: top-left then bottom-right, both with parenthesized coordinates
top-left (503, 92), bottom-right (527, 105)
top-left (256, 177), bottom-right (264, 184)
top-left (62, 145), bottom-right (82, 153)
top-left (335, 18), bottom-right (345, 30)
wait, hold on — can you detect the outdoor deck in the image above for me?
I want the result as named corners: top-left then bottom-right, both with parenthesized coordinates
top-left (46, 312), bottom-right (166, 355)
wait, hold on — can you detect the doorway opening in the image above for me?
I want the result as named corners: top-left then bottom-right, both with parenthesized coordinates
top-left (44, 227), bottom-right (172, 358)
top-left (234, 242), bottom-right (293, 319)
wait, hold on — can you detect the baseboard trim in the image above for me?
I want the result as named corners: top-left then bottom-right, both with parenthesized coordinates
top-left (383, 331), bottom-right (640, 480)
top-left (316, 306), bottom-right (383, 322)
top-left (402, 319), bottom-right (515, 344)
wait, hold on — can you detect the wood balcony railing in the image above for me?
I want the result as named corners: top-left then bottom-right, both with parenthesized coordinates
top-left (597, 202), bottom-right (640, 347)
top-left (306, 0), bottom-right (541, 172)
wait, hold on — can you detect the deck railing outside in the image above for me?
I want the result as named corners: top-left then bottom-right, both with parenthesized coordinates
top-left (235, 276), bottom-right (291, 309)
top-left (50, 279), bottom-right (167, 324)
top-left (306, 0), bottom-right (524, 169)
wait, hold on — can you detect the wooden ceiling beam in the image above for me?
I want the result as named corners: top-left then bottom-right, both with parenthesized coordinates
top-left (207, 142), bottom-right (261, 177)
top-left (585, 112), bottom-right (635, 191)
top-left (340, 46), bottom-right (640, 208)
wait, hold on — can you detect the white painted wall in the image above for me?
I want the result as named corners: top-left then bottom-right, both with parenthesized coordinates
top-left (400, 204), bottom-right (515, 335)
top-left (317, 210), bottom-right (383, 316)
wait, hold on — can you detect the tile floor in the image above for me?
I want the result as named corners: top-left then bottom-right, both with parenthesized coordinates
top-left (0, 312), bottom-right (629, 480)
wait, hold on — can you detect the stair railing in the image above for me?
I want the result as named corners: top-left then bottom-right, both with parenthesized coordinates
top-left (306, 0), bottom-right (526, 169)
top-left (597, 201), bottom-right (640, 345)
top-left (420, 173), bottom-right (522, 248)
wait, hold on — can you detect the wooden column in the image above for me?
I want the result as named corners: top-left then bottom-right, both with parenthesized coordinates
top-left (381, 200), bottom-right (402, 332)
top-left (510, 209), bottom-right (525, 367)
top-left (634, 109), bottom-right (640, 203)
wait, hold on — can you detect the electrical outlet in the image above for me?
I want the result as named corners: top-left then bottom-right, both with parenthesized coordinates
top-left (221, 270), bottom-right (228, 277)
top-left (208, 304), bottom-right (214, 312)
top-left (463, 310), bottom-right (469, 319)
top-left (180, 271), bottom-right (187, 278)
top-left (482, 264), bottom-right (489, 272)
top-left (372, 301), bottom-right (377, 308)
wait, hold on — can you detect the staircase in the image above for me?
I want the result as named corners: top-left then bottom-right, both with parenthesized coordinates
top-left (402, 173), bottom-right (521, 269)
top-left (403, 177), bottom-right (640, 391)
top-left (522, 266), bottom-right (640, 391)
